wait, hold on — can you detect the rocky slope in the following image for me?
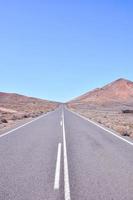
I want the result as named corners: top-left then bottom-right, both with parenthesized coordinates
top-left (0, 92), bottom-right (59, 132)
top-left (67, 78), bottom-right (133, 138)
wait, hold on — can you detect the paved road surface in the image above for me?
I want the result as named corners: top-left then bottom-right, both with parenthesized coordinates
top-left (0, 106), bottom-right (133, 200)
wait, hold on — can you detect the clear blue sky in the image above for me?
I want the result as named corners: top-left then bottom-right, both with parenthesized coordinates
top-left (0, 0), bottom-right (133, 102)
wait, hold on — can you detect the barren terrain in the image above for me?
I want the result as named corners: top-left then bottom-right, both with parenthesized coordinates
top-left (67, 79), bottom-right (133, 138)
top-left (0, 92), bottom-right (59, 132)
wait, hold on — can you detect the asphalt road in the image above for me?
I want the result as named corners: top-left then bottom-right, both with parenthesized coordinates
top-left (0, 106), bottom-right (133, 200)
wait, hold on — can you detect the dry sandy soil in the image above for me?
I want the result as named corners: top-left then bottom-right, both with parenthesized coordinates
top-left (0, 92), bottom-right (59, 132)
top-left (67, 79), bottom-right (133, 138)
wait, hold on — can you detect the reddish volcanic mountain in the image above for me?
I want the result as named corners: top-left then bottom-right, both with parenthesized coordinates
top-left (68, 78), bottom-right (133, 138)
top-left (69, 78), bottom-right (133, 106)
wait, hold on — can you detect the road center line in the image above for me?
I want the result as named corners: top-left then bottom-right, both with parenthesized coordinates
top-left (54, 143), bottom-right (62, 190)
top-left (60, 120), bottom-right (63, 126)
top-left (62, 109), bottom-right (71, 200)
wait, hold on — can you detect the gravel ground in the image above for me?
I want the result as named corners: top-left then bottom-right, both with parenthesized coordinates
top-left (68, 105), bottom-right (133, 138)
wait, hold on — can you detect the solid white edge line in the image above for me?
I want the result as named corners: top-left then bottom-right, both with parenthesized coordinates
top-left (66, 107), bottom-right (133, 146)
top-left (62, 109), bottom-right (71, 200)
top-left (54, 143), bottom-right (62, 190)
top-left (0, 109), bottom-right (55, 139)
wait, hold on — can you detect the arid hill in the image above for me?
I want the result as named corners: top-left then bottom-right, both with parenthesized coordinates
top-left (68, 78), bottom-right (133, 138)
top-left (69, 78), bottom-right (133, 106)
top-left (0, 92), bottom-right (59, 132)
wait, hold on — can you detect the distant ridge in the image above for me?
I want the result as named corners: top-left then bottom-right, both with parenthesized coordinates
top-left (0, 91), bottom-right (60, 131)
top-left (0, 91), bottom-right (59, 114)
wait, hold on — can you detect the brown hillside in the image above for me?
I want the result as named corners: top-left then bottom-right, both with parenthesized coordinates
top-left (67, 78), bottom-right (133, 138)
top-left (0, 92), bottom-right (59, 132)
top-left (69, 78), bottom-right (133, 106)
